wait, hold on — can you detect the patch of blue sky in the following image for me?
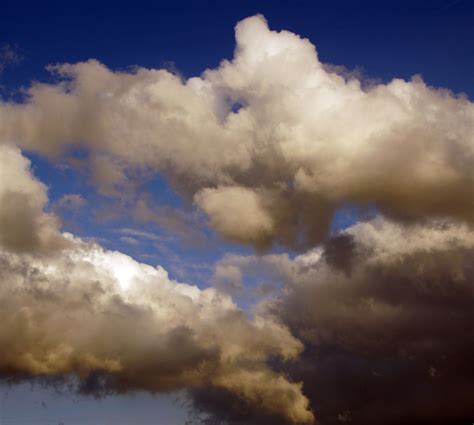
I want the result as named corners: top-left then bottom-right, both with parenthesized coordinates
top-left (330, 203), bottom-right (379, 234)
top-left (24, 148), bottom-right (255, 287)
top-left (0, 384), bottom-right (187, 425)
top-left (1, 1), bottom-right (472, 99)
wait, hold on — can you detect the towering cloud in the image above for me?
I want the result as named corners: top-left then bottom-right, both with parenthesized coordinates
top-left (0, 15), bottom-right (472, 248)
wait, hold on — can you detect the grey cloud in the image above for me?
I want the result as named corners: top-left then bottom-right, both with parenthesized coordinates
top-left (200, 217), bottom-right (474, 424)
top-left (54, 193), bottom-right (87, 209)
top-left (0, 145), bottom-right (70, 253)
top-left (133, 198), bottom-right (208, 247)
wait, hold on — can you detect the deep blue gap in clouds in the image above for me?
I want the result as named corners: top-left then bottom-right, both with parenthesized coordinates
top-left (23, 150), bottom-right (256, 288)
top-left (1, 0), bottom-right (473, 423)
top-left (0, 0), bottom-right (473, 98)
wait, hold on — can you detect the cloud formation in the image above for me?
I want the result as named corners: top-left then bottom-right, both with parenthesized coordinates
top-left (0, 15), bottom-right (472, 248)
top-left (200, 217), bottom-right (474, 424)
top-left (0, 145), bottom-right (69, 253)
top-left (0, 145), bottom-right (313, 423)
top-left (0, 14), bottom-right (473, 424)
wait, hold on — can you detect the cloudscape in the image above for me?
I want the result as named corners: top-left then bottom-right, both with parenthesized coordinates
top-left (0, 3), bottom-right (473, 425)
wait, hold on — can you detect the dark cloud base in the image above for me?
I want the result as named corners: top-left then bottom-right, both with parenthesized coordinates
top-left (189, 221), bottom-right (474, 425)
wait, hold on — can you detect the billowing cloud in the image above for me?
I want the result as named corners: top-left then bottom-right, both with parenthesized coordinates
top-left (195, 186), bottom-right (275, 247)
top-left (0, 145), bottom-right (313, 423)
top-left (198, 217), bottom-right (474, 424)
top-left (0, 15), bottom-right (472, 248)
top-left (0, 14), bottom-right (473, 425)
top-left (0, 144), bottom-right (69, 253)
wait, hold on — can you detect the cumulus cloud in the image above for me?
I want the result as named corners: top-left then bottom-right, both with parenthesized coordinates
top-left (0, 145), bottom-right (70, 253)
top-left (199, 217), bottom-right (474, 424)
top-left (1, 13), bottom-right (473, 424)
top-left (195, 186), bottom-right (275, 247)
top-left (0, 145), bottom-right (313, 423)
top-left (0, 15), bottom-right (472, 248)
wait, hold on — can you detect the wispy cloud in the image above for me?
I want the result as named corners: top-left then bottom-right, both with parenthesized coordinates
top-left (117, 227), bottom-right (171, 242)
top-left (0, 43), bottom-right (23, 74)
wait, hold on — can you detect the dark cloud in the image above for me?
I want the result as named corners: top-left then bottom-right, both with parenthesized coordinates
top-left (322, 233), bottom-right (357, 274)
top-left (193, 218), bottom-right (474, 424)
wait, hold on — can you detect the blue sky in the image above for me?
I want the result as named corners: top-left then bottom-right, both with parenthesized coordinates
top-left (0, 1), bottom-right (473, 424)
top-left (1, 0), bottom-right (473, 98)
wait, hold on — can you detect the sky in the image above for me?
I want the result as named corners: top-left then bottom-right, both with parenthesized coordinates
top-left (0, 1), bottom-right (473, 425)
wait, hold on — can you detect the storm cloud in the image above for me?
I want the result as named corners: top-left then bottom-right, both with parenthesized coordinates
top-left (198, 218), bottom-right (474, 424)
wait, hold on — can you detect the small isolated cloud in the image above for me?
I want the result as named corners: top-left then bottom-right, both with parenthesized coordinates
top-left (119, 235), bottom-right (140, 245)
top-left (55, 193), bottom-right (87, 210)
top-left (0, 43), bottom-right (23, 74)
top-left (117, 227), bottom-right (167, 242)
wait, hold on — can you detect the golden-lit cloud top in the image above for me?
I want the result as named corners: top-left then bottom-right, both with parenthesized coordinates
top-left (1, 15), bottom-right (472, 248)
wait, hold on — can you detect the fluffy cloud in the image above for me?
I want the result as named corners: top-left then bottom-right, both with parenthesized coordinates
top-left (0, 15), bottom-right (472, 248)
top-left (0, 145), bottom-right (313, 423)
top-left (195, 186), bottom-right (275, 247)
top-left (1, 13), bottom-right (473, 424)
top-left (0, 145), bottom-right (69, 253)
top-left (200, 217), bottom-right (474, 424)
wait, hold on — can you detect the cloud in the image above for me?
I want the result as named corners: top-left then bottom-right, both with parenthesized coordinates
top-left (0, 145), bottom-right (70, 253)
top-left (54, 193), bottom-right (87, 209)
top-left (133, 198), bottom-right (207, 246)
top-left (199, 217), bottom-right (474, 424)
top-left (118, 235), bottom-right (140, 245)
top-left (211, 251), bottom-right (295, 300)
top-left (0, 15), bottom-right (471, 248)
top-left (0, 146), bottom-right (313, 423)
top-left (0, 14), bottom-right (473, 425)
top-left (195, 186), bottom-right (275, 247)
top-left (0, 43), bottom-right (23, 74)
top-left (117, 227), bottom-right (167, 241)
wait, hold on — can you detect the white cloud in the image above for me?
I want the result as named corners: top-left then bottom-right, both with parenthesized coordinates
top-left (0, 144), bottom-right (313, 423)
top-left (0, 15), bottom-right (471, 248)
